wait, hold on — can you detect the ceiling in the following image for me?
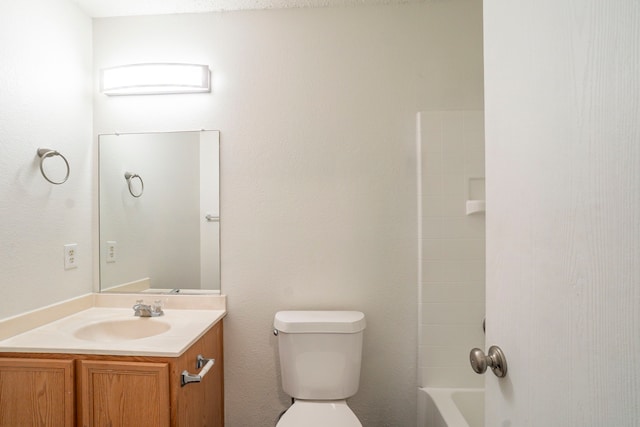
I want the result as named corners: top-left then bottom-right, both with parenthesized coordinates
top-left (72, 0), bottom-right (423, 18)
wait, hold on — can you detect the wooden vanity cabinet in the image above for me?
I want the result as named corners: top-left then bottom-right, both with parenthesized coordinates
top-left (0, 319), bottom-right (223, 427)
top-left (173, 318), bottom-right (224, 426)
top-left (0, 358), bottom-right (75, 427)
top-left (78, 360), bottom-right (171, 426)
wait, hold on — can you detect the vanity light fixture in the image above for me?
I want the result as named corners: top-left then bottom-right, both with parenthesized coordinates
top-left (100, 63), bottom-right (211, 96)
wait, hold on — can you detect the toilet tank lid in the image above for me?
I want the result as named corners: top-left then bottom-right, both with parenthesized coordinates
top-left (274, 311), bottom-right (366, 333)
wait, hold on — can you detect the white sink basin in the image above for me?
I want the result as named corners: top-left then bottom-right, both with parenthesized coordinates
top-left (0, 296), bottom-right (226, 356)
top-left (73, 318), bottom-right (171, 342)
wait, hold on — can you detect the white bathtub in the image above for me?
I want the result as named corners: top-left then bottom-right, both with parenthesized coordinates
top-left (417, 387), bottom-right (484, 427)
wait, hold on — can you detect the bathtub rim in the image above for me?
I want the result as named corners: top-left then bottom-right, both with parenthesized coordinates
top-left (418, 386), bottom-right (484, 427)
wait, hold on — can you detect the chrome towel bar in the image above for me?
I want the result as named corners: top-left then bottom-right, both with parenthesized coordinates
top-left (181, 354), bottom-right (215, 386)
top-left (205, 214), bottom-right (219, 222)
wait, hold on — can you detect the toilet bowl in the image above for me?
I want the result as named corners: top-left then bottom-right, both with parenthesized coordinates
top-left (273, 311), bottom-right (366, 427)
top-left (276, 400), bottom-right (362, 427)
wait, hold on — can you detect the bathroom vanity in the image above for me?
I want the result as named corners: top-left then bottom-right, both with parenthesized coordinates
top-left (0, 293), bottom-right (225, 427)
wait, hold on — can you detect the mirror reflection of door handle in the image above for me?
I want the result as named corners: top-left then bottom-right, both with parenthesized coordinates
top-left (205, 214), bottom-right (219, 222)
top-left (470, 346), bottom-right (507, 378)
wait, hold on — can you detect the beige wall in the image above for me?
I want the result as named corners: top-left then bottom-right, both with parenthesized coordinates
top-left (0, 0), bottom-right (93, 318)
top-left (92, 3), bottom-right (483, 426)
top-left (0, 1), bottom-right (483, 426)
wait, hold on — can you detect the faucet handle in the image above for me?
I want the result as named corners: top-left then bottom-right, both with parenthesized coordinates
top-left (152, 300), bottom-right (164, 315)
top-left (133, 299), bottom-right (146, 316)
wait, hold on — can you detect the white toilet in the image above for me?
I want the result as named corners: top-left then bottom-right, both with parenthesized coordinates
top-left (273, 310), bottom-right (366, 427)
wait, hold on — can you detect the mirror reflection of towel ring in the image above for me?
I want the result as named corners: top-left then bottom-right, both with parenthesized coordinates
top-left (124, 172), bottom-right (144, 198)
top-left (37, 148), bottom-right (70, 185)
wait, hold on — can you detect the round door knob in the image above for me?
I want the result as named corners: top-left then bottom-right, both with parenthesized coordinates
top-left (469, 345), bottom-right (508, 378)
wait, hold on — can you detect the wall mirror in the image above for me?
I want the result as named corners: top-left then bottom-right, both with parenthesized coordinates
top-left (99, 130), bottom-right (220, 294)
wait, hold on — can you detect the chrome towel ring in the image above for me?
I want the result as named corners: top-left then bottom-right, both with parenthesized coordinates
top-left (124, 171), bottom-right (144, 197)
top-left (37, 148), bottom-right (70, 185)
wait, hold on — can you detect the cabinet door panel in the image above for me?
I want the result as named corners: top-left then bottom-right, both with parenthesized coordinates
top-left (79, 360), bottom-right (170, 427)
top-left (0, 358), bottom-right (74, 427)
top-left (175, 321), bottom-right (224, 427)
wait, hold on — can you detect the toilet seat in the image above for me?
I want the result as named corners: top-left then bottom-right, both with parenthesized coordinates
top-left (276, 400), bottom-right (362, 427)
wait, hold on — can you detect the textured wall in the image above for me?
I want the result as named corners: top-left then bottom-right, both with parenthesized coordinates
top-left (75, 0), bottom-right (426, 17)
top-left (91, 2), bottom-right (484, 426)
top-left (0, 0), bottom-right (93, 318)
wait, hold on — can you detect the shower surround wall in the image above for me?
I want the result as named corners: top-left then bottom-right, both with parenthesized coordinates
top-left (418, 110), bottom-right (485, 388)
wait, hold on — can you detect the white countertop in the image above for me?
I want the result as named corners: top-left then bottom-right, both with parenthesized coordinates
top-left (0, 293), bottom-right (226, 357)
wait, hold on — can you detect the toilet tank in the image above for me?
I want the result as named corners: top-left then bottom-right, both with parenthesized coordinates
top-left (274, 311), bottom-right (366, 400)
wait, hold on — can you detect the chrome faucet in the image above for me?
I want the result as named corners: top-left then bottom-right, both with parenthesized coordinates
top-left (133, 299), bottom-right (164, 317)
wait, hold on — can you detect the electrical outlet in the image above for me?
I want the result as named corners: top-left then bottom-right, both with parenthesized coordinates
top-left (106, 241), bottom-right (117, 263)
top-left (64, 244), bottom-right (78, 270)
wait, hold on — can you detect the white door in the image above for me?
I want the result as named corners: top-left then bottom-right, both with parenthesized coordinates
top-left (484, 1), bottom-right (640, 425)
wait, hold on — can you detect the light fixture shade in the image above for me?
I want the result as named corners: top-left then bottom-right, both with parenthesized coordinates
top-left (101, 63), bottom-right (211, 95)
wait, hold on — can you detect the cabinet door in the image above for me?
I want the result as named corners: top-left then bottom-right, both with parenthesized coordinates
top-left (0, 358), bottom-right (74, 427)
top-left (175, 321), bottom-right (224, 426)
top-left (79, 360), bottom-right (170, 427)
